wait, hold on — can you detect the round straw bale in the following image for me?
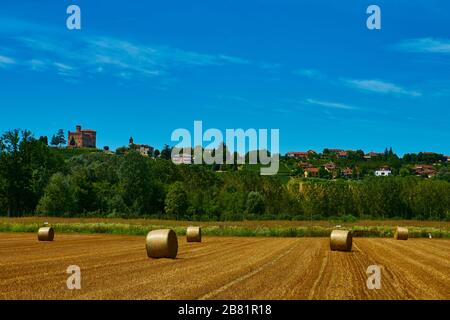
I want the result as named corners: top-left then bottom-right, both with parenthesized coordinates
top-left (38, 227), bottom-right (54, 241)
top-left (394, 227), bottom-right (408, 240)
top-left (330, 229), bottom-right (352, 252)
top-left (146, 229), bottom-right (178, 259)
top-left (186, 226), bottom-right (202, 242)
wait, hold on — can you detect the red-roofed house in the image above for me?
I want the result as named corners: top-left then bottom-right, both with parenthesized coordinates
top-left (364, 151), bottom-right (383, 159)
top-left (304, 167), bottom-right (320, 178)
top-left (342, 167), bottom-right (353, 177)
top-left (324, 162), bottom-right (336, 172)
top-left (328, 149), bottom-right (344, 153)
top-left (338, 151), bottom-right (348, 158)
top-left (413, 165), bottom-right (437, 178)
top-left (414, 164), bottom-right (434, 170)
top-left (287, 151), bottom-right (309, 159)
top-left (298, 162), bottom-right (313, 169)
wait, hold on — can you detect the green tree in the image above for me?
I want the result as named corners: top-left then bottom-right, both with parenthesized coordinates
top-left (165, 181), bottom-right (188, 219)
top-left (37, 173), bottom-right (76, 216)
top-left (409, 180), bottom-right (450, 220)
top-left (0, 129), bottom-right (63, 216)
top-left (115, 146), bottom-right (128, 155)
top-left (399, 167), bottom-right (410, 177)
top-left (50, 129), bottom-right (66, 147)
top-left (57, 129), bottom-right (66, 146)
top-left (437, 167), bottom-right (450, 182)
top-left (245, 191), bottom-right (265, 216)
top-left (0, 130), bottom-right (26, 216)
top-left (119, 151), bottom-right (157, 215)
top-left (318, 167), bottom-right (330, 179)
top-left (69, 136), bottom-right (76, 147)
top-left (160, 144), bottom-right (172, 160)
top-left (39, 136), bottom-right (48, 145)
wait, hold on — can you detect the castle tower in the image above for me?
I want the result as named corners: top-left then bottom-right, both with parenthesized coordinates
top-left (67, 125), bottom-right (97, 148)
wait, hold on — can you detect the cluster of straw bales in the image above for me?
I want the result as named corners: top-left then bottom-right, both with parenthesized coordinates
top-left (36, 223), bottom-right (202, 260)
top-left (329, 226), bottom-right (409, 252)
top-left (145, 226), bottom-right (202, 259)
top-left (36, 222), bottom-right (411, 256)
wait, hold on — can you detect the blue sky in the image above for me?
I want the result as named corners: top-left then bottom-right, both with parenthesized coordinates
top-left (0, 0), bottom-right (449, 155)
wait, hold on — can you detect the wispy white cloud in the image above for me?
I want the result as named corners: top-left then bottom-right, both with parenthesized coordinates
top-left (85, 37), bottom-right (251, 70)
top-left (305, 98), bottom-right (358, 110)
top-left (53, 62), bottom-right (78, 77)
top-left (294, 66), bottom-right (423, 98)
top-left (344, 79), bottom-right (422, 97)
top-left (0, 55), bottom-right (16, 67)
top-left (10, 34), bottom-right (251, 80)
top-left (0, 17), bottom-right (255, 82)
top-left (394, 38), bottom-right (450, 54)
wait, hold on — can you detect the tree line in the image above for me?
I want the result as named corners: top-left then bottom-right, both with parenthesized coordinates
top-left (0, 129), bottom-right (449, 220)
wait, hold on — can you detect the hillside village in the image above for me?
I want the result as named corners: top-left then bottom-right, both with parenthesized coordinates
top-left (284, 149), bottom-right (450, 180)
top-left (47, 125), bottom-right (450, 181)
top-left (1, 125), bottom-right (450, 220)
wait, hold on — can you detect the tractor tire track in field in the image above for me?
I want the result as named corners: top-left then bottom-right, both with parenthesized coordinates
top-left (0, 233), bottom-right (448, 300)
top-left (355, 238), bottom-right (450, 300)
top-left (198, 240), bottom-right (301, 300)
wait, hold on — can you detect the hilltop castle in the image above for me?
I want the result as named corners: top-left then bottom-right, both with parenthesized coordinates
top-left (68, 125), bottom-right (97, 148)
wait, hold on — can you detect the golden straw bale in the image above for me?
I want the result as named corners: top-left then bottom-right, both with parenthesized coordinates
top-left (186, 227), bottom-right (202, 242)
top-left (394, 227), bottom-right (408, 240)
top-left (330, 229), bottom-right (352, 252)
top-left (38, 227), bottom-right (54, 241)
top-left (146, 229), bottom-right (178, 259)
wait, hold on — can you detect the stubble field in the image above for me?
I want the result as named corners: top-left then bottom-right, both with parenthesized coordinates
top-left (0, 233), bottom-right (448, 300)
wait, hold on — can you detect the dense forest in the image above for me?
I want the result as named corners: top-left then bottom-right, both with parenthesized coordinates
top-left (1, 129), bottom-right (449, 220)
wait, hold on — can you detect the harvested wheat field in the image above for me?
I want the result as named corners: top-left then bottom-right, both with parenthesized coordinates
top-left (0, 233), bottom-right (448, 300)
